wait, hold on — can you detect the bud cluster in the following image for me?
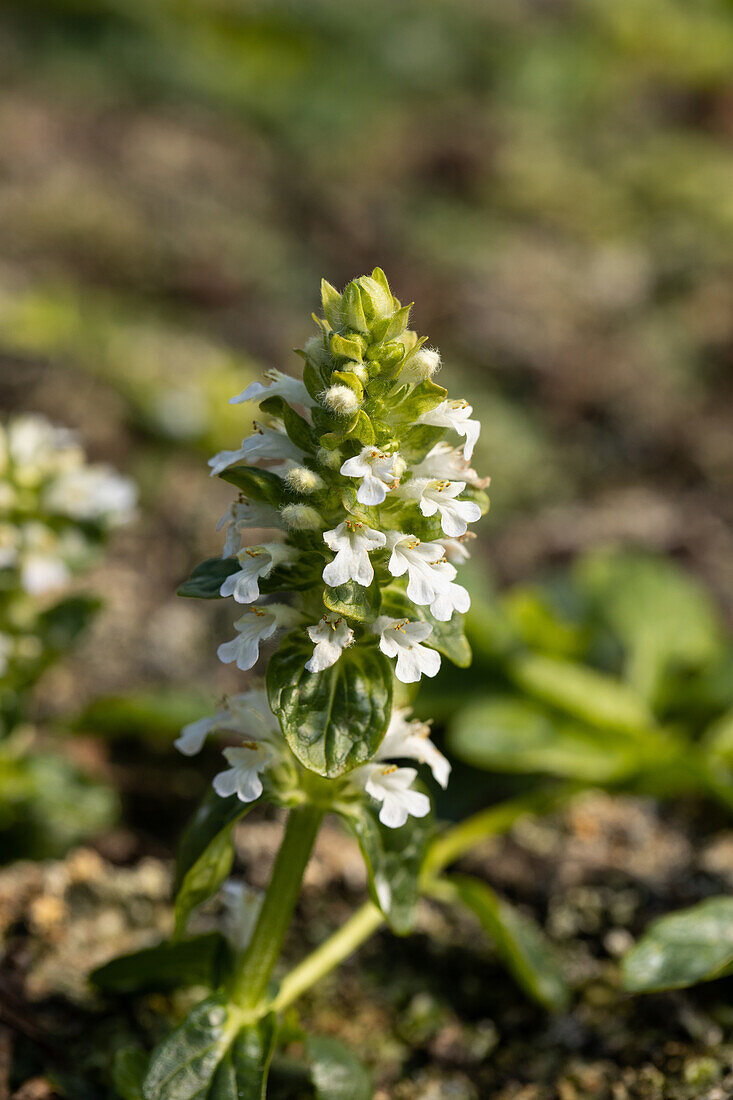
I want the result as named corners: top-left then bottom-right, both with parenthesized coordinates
top-left (0, 414), bottom-right (136, 719)
top-left (179, 271), bottom-right (489, 827)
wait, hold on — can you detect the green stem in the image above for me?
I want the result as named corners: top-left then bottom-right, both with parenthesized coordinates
top-left (231, 803), bottom-right (323, 1011)
top-left (270, 783), bottom-right (575, 1013)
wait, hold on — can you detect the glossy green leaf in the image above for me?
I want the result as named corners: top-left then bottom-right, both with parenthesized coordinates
top-left (218, 465), bottom-right (287, 507)
top-left (447, 875), bottom-right (570, 1011)
top-left (577, 550), bottom-right (723, 702)
top-left (112, 1046), bottom-right (148, 1100)
top-left (508, 653), bottom-right (654, 734)
top-left (340, 795), bottom-right (432, 934)
top-left (178, 558), bottom-right (239, 599)
top-left (259, 395), bottom-right (316, 452)
top-left (92, 932), bottom-right (231, 994)
top-left (330, 333), bottom-right (364, 362)
top-left (342, 282), bottom-right (369, 333)
top-left (323, 577), bottom-right (381, 623)
top-left (268, 632), bottom-right (392, 778)
top-left (621, 897), bottom-right (733, 993)
top-left (305, 1035), bottom-right (371, 1100)
top-left (449, 696), bottom-right (647, 782)
top-left (142, 997), bottom-right (276, 1100)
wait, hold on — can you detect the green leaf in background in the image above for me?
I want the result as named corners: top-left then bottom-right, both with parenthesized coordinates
top-left (142, 996), bottom-right (277, 1100)
top-left (502, 586), bottom-right (587, 659)
top-left (75, 689), bottom-right (215, 744)
top-left (305, 1035), bottom-right (372, 1100)
top-left (323, 577), bottom-right (381, 622)
top-left (39, 594), bottom-right (100, 654)
top-left (621, 897), bottom-right (733, 993)
top-left (446, 875), bottom-right (570, 1011)
top-left (448, 696), bottom-right (646, 783)
top-left (176, 788), bottom-right (256, 891)
top-left (576, 550), bottom-right (723, 703)
top-left (340, 795), bottom-right (432, 935)
top-left (175, 825), bottom-right (237, 939)
top-left (508, 652), bottom-right (654, 734)
top-left (267, 633), bottom-right (392, 778)
top-left (177, 558), bottom-right (239, 599)
top-left (92, 932), bottom-right (232, 995)
top-left (702, 708), bottom-right (733, 763)
top-left (219, 465), bottom-right (288, 508)
top-left (112, 1046), bottom-right (148, 1100)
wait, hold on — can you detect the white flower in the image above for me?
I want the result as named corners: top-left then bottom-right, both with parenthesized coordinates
top-left (213, 743), bottom-right (273, 802)
top-left (339, 447), bottom-right (404, 506)
top-left (438, 534), bottom-right (475, 565)
top-left (174, 712), bottom-right (225, 756)
top-left (21, 553), bottom-right (70, 595)
top-left (220, 880), bottom-right (264, 951)
top-left (219, 543), bottom-right (296, 604)
top-left (417, 399), bottom-right (480, 461)
top-left (174, 688), bottom-right (277, 756)
top-left (376, 707), bottom-right (450, 789)
top-left (217, 499), bottom-right (282, 558)
top-left (386, 532), bottom-right (468, 620)
top-left (217, 604), bottom-right (300, 671)
top-left (412, 441), bottom-right (488, 488)
top-left (322, 520), bottom-right (386, 587)
top-left (230, 369), bottom-right (310, 408)
top-left (305, 614), bottom-right (355, 672)
top-left (208, 421), bottom-right (303, 477)
top-left (44, 466), bottom-right (137, 525)
top-left (8, 416), bottom-right (80, 483)
top-left (354, 763), bottom-right (431, 829)
top-left (403, 478), bottom-right (481, 538)
top-left (374, 616), bottom-right (441, 683)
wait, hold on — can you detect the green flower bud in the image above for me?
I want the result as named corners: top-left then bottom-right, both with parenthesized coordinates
top-left (280, 503), bottom-right (323, 530)
top-left (286, 466), bottom-right (325, 494)
top-left (322, 385), bottom-right (361, 417)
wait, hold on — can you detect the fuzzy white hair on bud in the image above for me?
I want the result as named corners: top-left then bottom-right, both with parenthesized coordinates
top-left (402, 346), bottom-right (441, 384)
top-left (286, 466), bottom-right (325, 495)
top-left (316, 446), bottom-right (342, 470)
top-left (280, 503), bottom-right (322, 530)
top-left (344, 361), bottom-right (369, 385)
top-left (322, 385), bottom-right (360, 417)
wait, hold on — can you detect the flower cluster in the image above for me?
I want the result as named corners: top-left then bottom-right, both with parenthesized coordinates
top-left (180, 271), bottom-right (488, 825)
top-left (0, 414), bottom-right (136, 688)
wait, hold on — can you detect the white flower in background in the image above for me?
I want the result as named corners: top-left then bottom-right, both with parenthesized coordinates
top-left (403, 478), bottom-right (481, 538)
top-left (339, 447), bottom-right (404, 505)
top-left (174, 711), bottom-right (226, 756)
top-left (322, 520), bottom-right (386, 587)
top-left (438, 533), bottom-right (475, 565)
top-left (208, 421), bottom-right (304, 477)
top-left (217, 604), bottom-right (300, 671)
top-left (44, 466), bottom-right (137, 525)
top-left (21, 553), bottom-right (71, 595)
top-left (353, 763), bottom-right (431, 828)
top-left (386, 532), bottom-right (468, 620)
top-left (220, 880), bottom-right (264, 951)
top-left (230, 369), bottom-right (310, 408)
top-left (7, 416), bottom-right (80, 483)
top-left (376, 707), bottom-right (450, 789)
top-left (217, 499), bottom-right (282, 558)
top-left (220, 543), bottom-right (296, 604)
top-left (417, 400), bottom-right (480, 461)
top-left (213, 742), bottom-right (274, 802)
top-left (305, 614), bottom-right (354, 672)
top-left (374, 616), bottom-right (441, 683)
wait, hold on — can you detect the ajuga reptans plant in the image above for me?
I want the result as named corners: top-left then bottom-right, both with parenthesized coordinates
top-left (98, 273), bottom-right (569, 1099)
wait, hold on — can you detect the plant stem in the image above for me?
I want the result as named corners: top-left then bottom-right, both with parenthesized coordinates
top-left (270, 783), bottom-right (575, 1013)
top-left (231, 803), bottom-right (323, 1011)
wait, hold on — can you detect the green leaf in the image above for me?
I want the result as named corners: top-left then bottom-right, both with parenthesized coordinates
top-left (448, 696), bottom-right (647, 782)
top-left (330, 333), bottom-right (364, 363)
top-left (383, 303), bottom-right (412, 340)
top-left (342, 282), bottom-right (369, 333)
top-left (91, 932), bottom-right (232, 995)
top-left (508, 653), bottom-right (654, 734)
top-left (258, 395), bottom-right (316, 453)
top-left (702, 708), bottom-right (733, 762)
top-left (320, 280), bottom-right (343, 329)
top-left (112, 1046), bottom-right (148, 1100)
top-left (267, 633), bottom-right (392, 778)
top-left (340, 796), bottom-right (432, 934)
top-left (621, 897), bottom-right (733, 993)
top-left (305, 1035), bottom-right (371, 1100)
top-left (175, 824), bottom-right (236, 939)
top-left (175, 786), bottom-right (257, 895)
top-left (392, 379), bottom-right (447, 422)
top-left (178, 558), bottom-right (239, 599)
top-left (576, 550), bottom-right (723, 703)
top-left (331, 370), bottom-right (364, 402)
top-left (347, 410), bottom-right (376, 446)
top-left (447, 875), bottom-right (570, 1011)
top-left (39, 595), bottom-right (100, 653)
top-left (218, 466), bottom-right (287, 507)
top-left (323, 577), bottom-right (381, 623)
top-left (142, 997), bottom-right (277, 1100)
top-left (75, 689), bottom-right (214, 743)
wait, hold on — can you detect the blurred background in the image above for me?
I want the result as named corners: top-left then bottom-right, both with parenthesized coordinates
top-left (2, 0), bottom-right (733, 723)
